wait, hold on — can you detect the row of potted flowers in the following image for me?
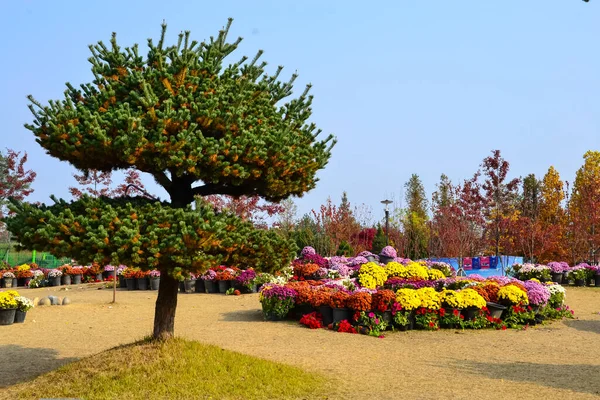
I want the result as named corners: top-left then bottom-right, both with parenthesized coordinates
top-left (259, 273), bottom-right (573, 337)
top-left (511, 262), bottom-right (600, 287)
top-left (0, 290), bottom-right (34, 326)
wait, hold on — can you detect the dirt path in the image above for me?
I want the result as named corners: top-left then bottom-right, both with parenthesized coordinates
top-left (1, 284), bottom-right (599, 399)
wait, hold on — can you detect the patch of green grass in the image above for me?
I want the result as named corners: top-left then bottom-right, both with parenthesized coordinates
top-left (10, 338), bottom-right (335, 400)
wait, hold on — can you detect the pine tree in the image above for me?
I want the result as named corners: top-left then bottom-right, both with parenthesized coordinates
top-left (371, 224), bottom-right (387, 255)
top-left (7, 20), bottom-right (335, 340)
top-left (403, 174), bottom-right (429, 259)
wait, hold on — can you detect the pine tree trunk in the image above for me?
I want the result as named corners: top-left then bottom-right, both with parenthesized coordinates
top-left (153, 272), bottom-right (179, 340)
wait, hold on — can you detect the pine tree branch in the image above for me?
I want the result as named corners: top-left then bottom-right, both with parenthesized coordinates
top-left (152, 172), bottom-right (172, 190)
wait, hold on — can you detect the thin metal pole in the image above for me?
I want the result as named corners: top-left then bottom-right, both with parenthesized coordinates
top-left (385, 209), bottom-right (389, 246)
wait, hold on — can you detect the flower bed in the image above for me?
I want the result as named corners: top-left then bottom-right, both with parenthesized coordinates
top-left (259, 247), bottom-right (576, 337)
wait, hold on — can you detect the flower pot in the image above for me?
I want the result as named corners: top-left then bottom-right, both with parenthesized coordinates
top-left (366, 255), bottom-right (376, 263)
top-left (204, 280), bottom-right (218, 293)
top-left (462, 307), bottom-right (478, 322)
top-left (574, 279), bottom-right (585, 287)
top-left (12, 278), bottom-right (18, 288)
top-left (379, 255), bottom-right (394, 265)
top-left (218, 280), bottom-right (230, 294)
top-left (14, 310), bottom-right (26, 323)
top-left (332, 307), bottom-right (352, 324)
top-left (292, 304), bottom-right (313, 320)
top-left (72, 274), bottom-right (82, 285)
top-left (563, 273), bottom-right (570, 284)
top-left (150, 277), bottom-right (160, 290)
top-left (184, 279), bottom-right (195, 293)
top-left (586, 278), bottom-right (593, 286)
top-left (319, 305), bottom-right (334, 326)
top-left (2, 278), bottom-right (12, 288)
top-left (61, 275), bottom-right (72, 286)
top-left (179, 281), bottom-right (185, 292)
top-left (551, 273), bottom-right (563, 284)
top-left (125, 278), bottom-right (137, 290)
top-left (95, 273), bottom-right (103, 282)
top-left (382, 310), bottom-right (393, 326)
top-left (137, 278), bottom-right (148, 290)
top-left (19, 277), bottom-right (33, 287)
top-left (486, 302), bottom-right (506, 319)
top-left (119, 275), bottom-right (126, 288)
top-left (195, 279), bottom-right (205, 293)
top-left (595, 275), bottom-right (600, 288)
top-left (103, 271), bottom-right (113, 280)
top-left (0, 309), bottom-right (16, 326)
top-left (264, 311), bottom-right (284, 321)
top-left (50, 277), bottom-right (61, 287)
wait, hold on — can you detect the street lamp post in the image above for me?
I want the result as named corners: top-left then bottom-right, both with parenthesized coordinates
top-left (380, 199), bottom-right (392, 246)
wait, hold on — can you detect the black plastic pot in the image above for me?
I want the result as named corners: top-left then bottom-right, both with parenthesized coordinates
top-left (126, 278), bottom-right (137, 290)
top-left (382, 310), bottom-right (393, 326)
top-left (595, 275), bottom-right (600, 288)
top-left (14, 310), bottom-right (26, 323)
top-left (551, 273), bottom-right (563, 284)
top-left (50, 277), bottom-right (61, 287)
top-left (179, 282), bottom-right (185, 293)
top-left (319, 305), bottom-right (333, 326)
top-left (18, 277), bottom-right (32, 287)
top-left (462, 307), bottom-right (478, 321)
top-left (119, 275), bottom-right (126, 288)
top-left (103, 271), bottom-right (113, 280)
top-left (184, 279), bottom-right (195, 293)
top-left (366, 255), bottom-right (376, 263)
top-left (95, 273), bottom-right (103, 282)
top-left (204, 280), bottom-right (218, 294)
top-left (332, 307), bottom-right (352, 324)
top-left (150, 277), bottom-right (160, 290)
top-left (379, 255), bottom-right (394, 265)
top-left (292, 304), bottom-right (314, 320)
top-left (563, 273), bottom-right (571, 284)
top-left (195, 279), bottom-right (205, 293)
top-left (72, 274), bottom-right (82, 285)
top-left (137, 278), bottom-right (148, 290)
top-left (218, 280), bottom-right (230, 294)
top-left (574, 279), bottom-right (585, 287)
top-left (61, 275), bottom-right (71, 285)
top-left (0, 309), bottom-right (16, 326)
top-left (486, 302), bottom-right (507, 319)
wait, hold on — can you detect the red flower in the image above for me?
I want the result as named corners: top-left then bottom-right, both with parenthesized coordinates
top-left (453, 309), bottom-right (459, 316)
top-left (459, 315), bottom-right (464, 320)
top-left (439, 308), bottom-right (446, 317)
top-left (428, 322), bottom-right (435, 328)
top-left (233, 290), bottom-right (241, 296)
top-left (502, 325), bottom-right (507, 331)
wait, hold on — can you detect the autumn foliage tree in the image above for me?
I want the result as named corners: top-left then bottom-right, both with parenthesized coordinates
top-left (0, 150), bottom-right (36, 240)
top-left (69, 169), bottom-right (147, 199)
top-left (7, 21), bottom-right (334, 339)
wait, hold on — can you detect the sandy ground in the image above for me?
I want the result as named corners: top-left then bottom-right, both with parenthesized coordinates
top-left (0, 284), bottom-right (599, 400)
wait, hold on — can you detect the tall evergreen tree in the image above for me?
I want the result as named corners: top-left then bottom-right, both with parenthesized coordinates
top-left (403, 174), bottom-right (429, 259)
top-left (7, 21), bottom-right (335, 340)
top-left (371, 224), bottom-right (387, 255)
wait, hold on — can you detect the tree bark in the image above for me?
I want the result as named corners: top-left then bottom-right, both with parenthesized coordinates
top-left (153, 270), bottom-right (179, 340)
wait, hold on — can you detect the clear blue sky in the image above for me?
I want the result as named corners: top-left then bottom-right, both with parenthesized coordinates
top-left (1, 0), bottom-right (598, 223)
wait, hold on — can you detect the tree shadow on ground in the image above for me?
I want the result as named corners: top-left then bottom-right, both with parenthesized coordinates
top-left (564, 319), bottom-right (600, 334)
top-left (220, 309), bottom-right (264, 322)
top-left (0, 345), bottom-right (78, 388)
top-left (449, 360), bottom-right (600, 396)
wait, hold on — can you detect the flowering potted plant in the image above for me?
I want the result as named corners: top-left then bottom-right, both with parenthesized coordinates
top-left (328, 290), bottom-right (351, 323)
top-left (259, 285), bottom-right (297, 321)
top-left (523, 280), bottom-right (551, 312)
top-left (136, 270), bottom-right (150, 290)
top-left (347, 291), bottom-right (372, 313)
top-left (311, 288), bottom-right (333, 326)
top-left (459, 288), bottom-right (487, 320)
top-left (569, 266), bottom-right (587, 287)
top-left (1, 271), bottom-right (15, 288)
top-left (183, 273), bottom-right (196, 293)
top-left (0, 290), bottom-right (18, 325)
top-left (122, 268), bottom-right (139, 290)
top-left (116, 265), bottom-right (127, 288)
top-left (440, 290), bottom-right (463, 321)
top-left (548, 262), bottom-right (564, 283)
top-left (235, 269), bottom-right (257, 293)
top-left (379, 246), bottom-right (397, 265)
top-left (149, 270), bottom-right (160, 290)
top-left (356, 311), bottom-right (388, 337)
top-left (70, 267), bottom-right (84, 284)
top-left (87, 263), bottom-right (103, 282)
top-left (14, 296), bottom-right (33, 323)
top-left (59, 265), bottom-right (73, 285)
top-left (414, 308), bottom-right (440, 330)
top-left (201, 270), bottom-right (218, 293)
top-left (357, 251), bottom-right (376, 263)
top-left (47, 269), bottom-right (63, 286)
top-left (103, 265), bottom-right (115, 281)
top-left (215, 270), bottom-right (235, 294)
top-left (15, 265), bottom-right (34, 287)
